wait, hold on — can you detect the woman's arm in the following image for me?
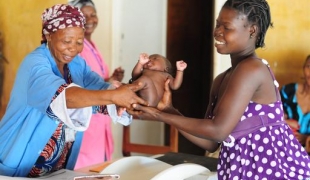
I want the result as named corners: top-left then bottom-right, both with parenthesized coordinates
top-left (130, 79), bottom-right (219, 152)
top-left (164, 106), bottom-right (220, 152)
top-left (65, 83), bottom-right (148, 110)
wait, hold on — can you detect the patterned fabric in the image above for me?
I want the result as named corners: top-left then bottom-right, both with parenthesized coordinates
top-left (28, 66), bottom-right (74, 177)
top-left (218, 101), bottom-right (310, 179)
top-left (215, 60), bottom-right (310, 180)
top-left (41, 4), bottom-right (85, 42)
top-left (28, 124), bottom-right (72, 177)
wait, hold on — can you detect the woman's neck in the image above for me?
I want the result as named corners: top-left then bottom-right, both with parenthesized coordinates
top-left (85, 34), bottom-right (92, 42)
top-left (301, 82), bottom-right (310, 95)
top-left (230, 53), bottom-right (257, 68)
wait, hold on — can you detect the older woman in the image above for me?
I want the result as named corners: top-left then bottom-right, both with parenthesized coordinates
top-left (0, 4), bottom-right (146, 177)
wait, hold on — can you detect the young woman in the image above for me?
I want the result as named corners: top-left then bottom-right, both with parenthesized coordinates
top-left (129, 0), bottom-right (310, 179)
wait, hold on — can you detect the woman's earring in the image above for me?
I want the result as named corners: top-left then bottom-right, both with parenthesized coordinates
top-left (250, 34), bottom-right (254, 39)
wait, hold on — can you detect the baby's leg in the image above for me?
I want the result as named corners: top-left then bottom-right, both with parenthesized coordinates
top-left (135, 76), bottom-right (159, 107)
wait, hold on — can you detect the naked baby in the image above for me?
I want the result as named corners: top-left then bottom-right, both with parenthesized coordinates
top-left (131, 53), bottom-right (187, 107)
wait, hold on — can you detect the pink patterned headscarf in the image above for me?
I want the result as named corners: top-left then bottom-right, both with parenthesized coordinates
top-left (41, 4), bottom-right (85, 43)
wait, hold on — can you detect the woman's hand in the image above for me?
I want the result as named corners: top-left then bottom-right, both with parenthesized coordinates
top-left (111, 82), bottom-right (148, 110)
top-left (156, 79), bottom-right (173, 111)
top-left (109, 67), bottom-right (124, 82)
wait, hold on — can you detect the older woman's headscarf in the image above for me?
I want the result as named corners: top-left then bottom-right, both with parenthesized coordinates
top-left (69, 0), bottom-right (96, 9)
top-left (41, 4), bottom-right (86, 43)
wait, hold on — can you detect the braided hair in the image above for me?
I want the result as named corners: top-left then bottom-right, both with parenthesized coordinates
top-left (223, 0), bottom-right (273, 48)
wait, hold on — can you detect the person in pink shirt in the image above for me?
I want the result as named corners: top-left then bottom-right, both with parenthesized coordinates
top-left (69, 0), bottom-right (124, 169)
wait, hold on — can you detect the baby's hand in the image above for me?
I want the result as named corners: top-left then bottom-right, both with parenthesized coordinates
top-left (176, 60), bottom-right (187, 71)
top-left (139, 53), bottom-right (149, 65)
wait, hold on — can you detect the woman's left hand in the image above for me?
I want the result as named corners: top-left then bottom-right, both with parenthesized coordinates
top-left (128, 103), bottom-right (160, 120)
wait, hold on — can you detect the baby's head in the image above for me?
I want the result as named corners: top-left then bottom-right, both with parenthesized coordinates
top-left (143, 54), bottom-right (172, 74)
top-left (222, 0), bottom-right (272, 48)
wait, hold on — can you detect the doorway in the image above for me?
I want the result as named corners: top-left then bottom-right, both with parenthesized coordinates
top-left (165, 0), bottom-right (215, 156)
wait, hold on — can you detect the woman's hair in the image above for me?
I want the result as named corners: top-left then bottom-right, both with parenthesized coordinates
top-left (223, 0), bottom-right (273, 48)
top-left (69, 0), bottom-right (95, 9)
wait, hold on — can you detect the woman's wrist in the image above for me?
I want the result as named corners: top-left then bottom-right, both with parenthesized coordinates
top-left (164, 106), bottom-right (181, 115)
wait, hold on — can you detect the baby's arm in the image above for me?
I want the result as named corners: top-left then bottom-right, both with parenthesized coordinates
top-left (170, 60), bottom-right (187, 90)
top-left (131, 53), bottom-right (149, 80)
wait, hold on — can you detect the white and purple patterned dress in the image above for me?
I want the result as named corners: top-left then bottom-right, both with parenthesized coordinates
top-left (217, 60), bottom-right (310, 180)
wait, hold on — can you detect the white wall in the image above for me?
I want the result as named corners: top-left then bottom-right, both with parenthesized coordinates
top-left (213, 0), bottom-right (230, 77)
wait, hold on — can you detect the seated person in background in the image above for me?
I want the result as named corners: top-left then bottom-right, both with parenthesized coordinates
top-left (280, 55), bottom-right (310, 148)
top-left (131, 53), bottom-right (187, 107)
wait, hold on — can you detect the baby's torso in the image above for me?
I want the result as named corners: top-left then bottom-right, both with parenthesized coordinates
top-left (142, 69), bottom-right (169, 82)
top-left (137, 70), bottom-right (171, 107)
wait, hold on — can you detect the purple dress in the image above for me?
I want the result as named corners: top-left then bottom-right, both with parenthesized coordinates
top-left (217, 60), bottom-right (310, 180)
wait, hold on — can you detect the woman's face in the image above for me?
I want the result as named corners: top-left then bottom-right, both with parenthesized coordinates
top-left (303, 58), bottom-right (310, 86)
top-left (213, 7), bottom-right (253, 55)
top-left (81, 5), bottom-right (98, 36)
top-left (46, 27), bottom-right (84, 67)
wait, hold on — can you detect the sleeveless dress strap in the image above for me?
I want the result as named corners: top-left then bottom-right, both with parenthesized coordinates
top-left (262, 59), bottom-right (280, 101)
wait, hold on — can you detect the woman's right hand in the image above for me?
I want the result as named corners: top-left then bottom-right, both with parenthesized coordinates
top-left (111, 82), bottom-right (148, 110)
